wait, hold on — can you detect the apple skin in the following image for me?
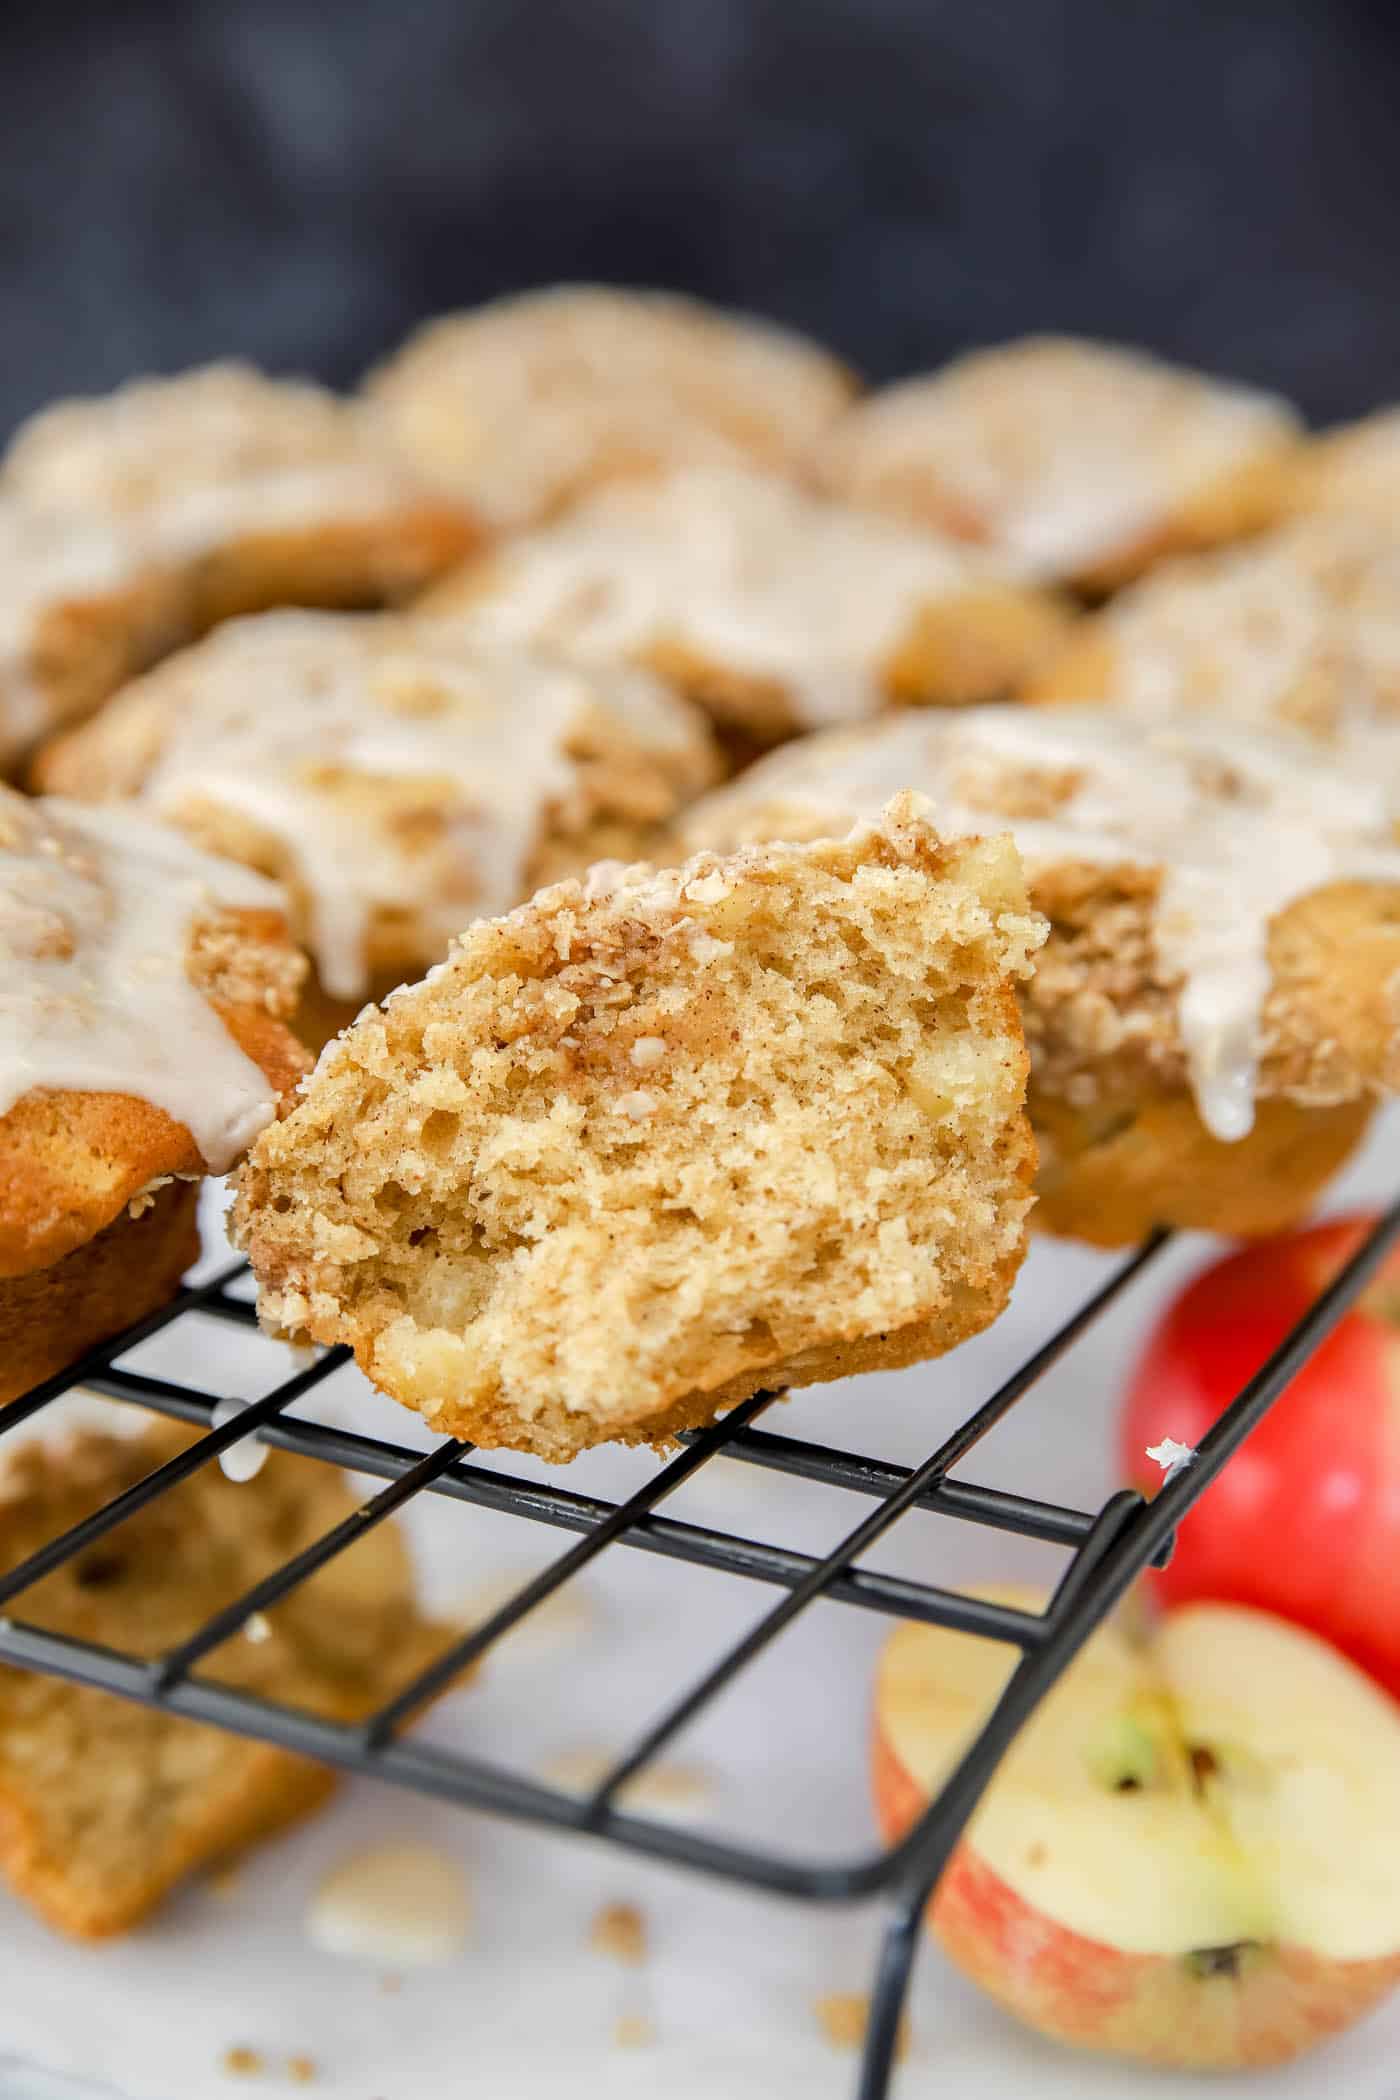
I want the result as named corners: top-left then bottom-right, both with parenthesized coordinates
top-left (873, 1723), bottom-right (1400, 2067)
top-left (1121, 1214), bottom-right (1400, 1698)
top-left (871, 1599), bottom-right (1400, 2068)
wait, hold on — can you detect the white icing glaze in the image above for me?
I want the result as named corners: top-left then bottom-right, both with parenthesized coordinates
top-left (2, 361), bottom-right (427, 560)
top-left (820, 337), bottom-right (1299, 579)
top-left (0, 789), bottom-right (284, 1170)
top-left (365, 285), bottom-right (852, 525)
top-left (0, 503), bottom-right (148, 768)
top-left (103, 612), bottom-right (702, 1000)
top-left (431, 467), bottom-right (991, 727)
top-left (211, 1395), bottom-right (270, 1482)
top-left (685, 706), bottom-right (1400, 1140)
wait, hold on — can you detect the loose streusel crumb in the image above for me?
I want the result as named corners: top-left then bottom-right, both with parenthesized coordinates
top-left (814, 1993), bottom-right (910, 2059)
top-left (613, 2014), bottom-right (657, 2050)
top-left (220, 2046), bottom-right (264, 2079)
top-left (286, 2056), bottom-right (317, 2085)
top-left (234, 796), bottom-right (1042, 1458)
top-left (589, 1901), bottom-right (649, 1965)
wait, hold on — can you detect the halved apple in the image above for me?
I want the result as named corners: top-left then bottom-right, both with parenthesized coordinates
top-left (873, 1593), bottom-right (1400, 2066)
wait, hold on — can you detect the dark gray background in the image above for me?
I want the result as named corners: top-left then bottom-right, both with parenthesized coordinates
top-left (3, 0), bottom-right (1397, 438)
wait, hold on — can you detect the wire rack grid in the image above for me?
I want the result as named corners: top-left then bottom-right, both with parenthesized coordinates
top-left (1, 1196), bottom-right (1397, 2100)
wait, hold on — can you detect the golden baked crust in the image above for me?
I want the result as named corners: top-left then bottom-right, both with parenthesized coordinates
top-left (1030, 1090), bottom-right (1374, 1247)
top-left (1, 361), bottom-right (480, 636)
top-left (0, 1182), bottom-right (200, 1405)
top-left (0, 789), bottom-right (308, 1279)
top-left (361, 286), bottom-right (858, 525)
top-left (1288, 405), bottom-right (1400, 525)
top-left (423, 467), bottom-right (1074, 740)
top-left (35, 610), bottom-right (722, 1021)
top-left (812, 337), bottom-right (1302, 591)
top-left (233, 799), bottom-right (1044, 1461)
top-left (0, 504), bottom-right (184, 775)
top-left (677, 711), bottom-right (1400, 1241)
top-left (0, 1421), bottom-right (447, 1937)
top-left (1025, 518), bottom-right (1400, 748)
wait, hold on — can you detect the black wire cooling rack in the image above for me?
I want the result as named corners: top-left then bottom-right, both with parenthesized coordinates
top-left (2, 1196), bottom-right (1399, 2100)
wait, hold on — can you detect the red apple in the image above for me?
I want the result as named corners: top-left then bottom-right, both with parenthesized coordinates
top-left (1120, 1214), bottom-right (1400, 1697)
top-left (872, 1592), bottom-right (1400, 2067)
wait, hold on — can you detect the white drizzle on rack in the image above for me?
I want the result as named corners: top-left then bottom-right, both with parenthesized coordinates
top-left (429, 466), bottom-right (994, 726)
top-left (211, 1397), bottom-right (270, 1482)
top-left (0, 788), bottom-right (283, 1170)
top-left (682, 705), bottom-right (1400, 1141)
top-left (111, 612), bottom-right (702, 1001)
top-left (819, 338), bottom-right (1299, 578)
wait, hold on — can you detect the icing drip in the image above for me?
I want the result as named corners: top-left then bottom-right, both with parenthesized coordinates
top-left (430, 466), bottom-right (989, 726)
top-left (687, 706), bottom-right (1400, 1140)
top-left (112, 613), bottom-right (699, 1000)
top-left (0, 790), bottom-right (284, 1170)
top-left (821, 338), bottom-right (1299, 578)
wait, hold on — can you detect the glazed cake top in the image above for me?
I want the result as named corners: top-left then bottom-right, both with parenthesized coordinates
top-left (680, 704), bottom-right (1400, 1142)
top-left (427, 465), bottom-right (1018, 726)
top-left (816, 336), bottom-right (1300, 579)
top-left (0, 785), bottom-right (285, 1171)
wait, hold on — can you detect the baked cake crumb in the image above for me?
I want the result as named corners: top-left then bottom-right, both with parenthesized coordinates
top-left (286, 2055), bottom-right (317, 2085)
top-left (234, 796), bottom-right (1042, 1459)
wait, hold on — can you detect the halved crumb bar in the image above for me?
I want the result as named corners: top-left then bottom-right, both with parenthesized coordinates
top-left (234, 798), bottom-right (1042, 1459)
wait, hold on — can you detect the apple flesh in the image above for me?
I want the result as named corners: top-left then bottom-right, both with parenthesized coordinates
top-left (873, 1594), bottom-right (1400, 2067)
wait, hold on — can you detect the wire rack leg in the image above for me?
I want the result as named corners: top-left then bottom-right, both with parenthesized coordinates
top-left (857, 1889), bottom-right (929, 2100)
